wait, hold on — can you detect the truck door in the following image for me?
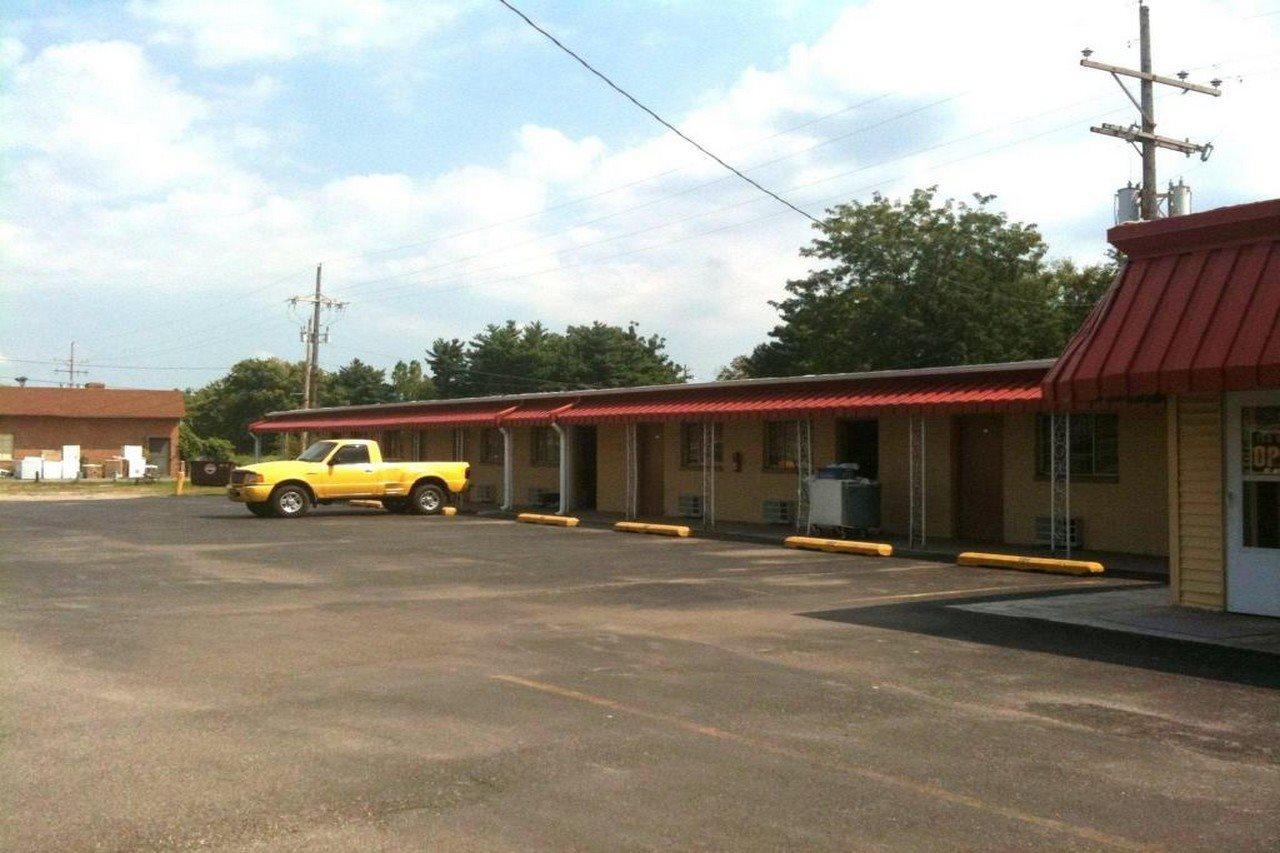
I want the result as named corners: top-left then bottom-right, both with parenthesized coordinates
top-left (324, 444), bottom-right (381, 498)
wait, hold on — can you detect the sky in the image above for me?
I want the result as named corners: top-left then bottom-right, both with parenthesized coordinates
top-left (2, 0), bottom-right (1278, 391)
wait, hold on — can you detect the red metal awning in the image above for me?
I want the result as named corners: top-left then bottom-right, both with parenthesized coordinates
top-left (1046, 199), bottom-right (1280, 402)
top-left (556, 372), bottom-right (1046, 423)
top-left (498, 401), bottom-right (577, 425)
top-left (250, 403), bottom-right (517, 433)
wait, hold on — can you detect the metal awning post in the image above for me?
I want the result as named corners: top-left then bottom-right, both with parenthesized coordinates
top-left (796, 418), bottom-right (813, 533)
top-left (252, 433), bottom-right (261, 463)
top-left (1050, 412), bottom-right (1072, 557)
top-left (553, 423), bottom-right (572, 515)
top-left (623, 422), bottom-right (638, 519)
top-left (908, 415), bottom-right (927, 548)
top-left (500, 426), bottom-right (514, 511)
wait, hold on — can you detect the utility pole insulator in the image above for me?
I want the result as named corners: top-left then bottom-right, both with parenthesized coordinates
top-left (1081, 2), bottom-right (1220, 221)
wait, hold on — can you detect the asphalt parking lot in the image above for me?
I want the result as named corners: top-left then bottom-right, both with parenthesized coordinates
top-left (2, 497), bottom-right (1277, 851)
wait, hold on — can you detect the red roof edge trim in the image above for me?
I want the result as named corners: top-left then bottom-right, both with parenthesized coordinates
top-left (1109, 198), bottom-right (1280, 258)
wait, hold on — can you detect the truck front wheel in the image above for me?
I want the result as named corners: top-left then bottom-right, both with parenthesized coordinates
top-left (409, 483), bottom-right (445, 515)
top-left (270, 484), bottom-right (311, 519)
top-left (246, 502), bottom-right (273, 518)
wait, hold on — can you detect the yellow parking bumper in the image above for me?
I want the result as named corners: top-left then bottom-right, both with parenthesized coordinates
top-left (957, 552), bottom-right (1105, 576)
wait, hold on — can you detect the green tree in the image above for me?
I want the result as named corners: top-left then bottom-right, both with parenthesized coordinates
top-left (426, 338), bottom-right (467, 398)
top-left (389, 359), bottom-right (435, 402)
top-left (1046, 255), bottom-right (1119, 344)
top-left (554, 322), bottom-right (689, 388)
top-left (327, 358), bottom-right (392, 406)
top-left (425, 321), bottom-right (688, 397)
top-left (461, 321), bottom-right (561, 396)
top-left (728, 188), bottom-right (1115, 377)
top-left (186, 357), bottom-right (305, 452)
top-left (178, 421), bottom-right (234, 461)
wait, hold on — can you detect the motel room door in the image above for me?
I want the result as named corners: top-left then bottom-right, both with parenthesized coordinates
top-left (636, 423), bottom-right (665, 518)
top-left (1225, 391), bottom-right (1280, 617)
top-left (955, 414), bottom-right (1004, 543)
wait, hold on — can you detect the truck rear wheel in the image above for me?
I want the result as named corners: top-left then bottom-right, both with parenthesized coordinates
top-left (408, 483), bottom-right (445, 515)
top-left (270, 484), bottom-right (311, 519)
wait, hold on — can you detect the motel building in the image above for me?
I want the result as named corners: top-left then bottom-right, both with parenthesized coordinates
top-left (252, 198), bottom-right (1280, 618)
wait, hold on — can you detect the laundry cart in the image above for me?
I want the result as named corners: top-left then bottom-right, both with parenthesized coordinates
top-left (807, 464), bottom-right (881, 537)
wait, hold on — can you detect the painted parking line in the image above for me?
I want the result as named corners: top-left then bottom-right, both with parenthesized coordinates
top-left (492, 674), bottom-right (1157, 852)
top-left (831, 580), bottom-right (1109, 606)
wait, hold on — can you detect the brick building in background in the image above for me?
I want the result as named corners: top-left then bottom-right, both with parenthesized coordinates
top-left (0, 385), bottom-right (184, 477)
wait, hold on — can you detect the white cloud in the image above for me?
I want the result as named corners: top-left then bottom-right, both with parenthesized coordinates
top-left (130, 0), bottom-right (463, 66)
top-left (2, 1), bottom-right (1277, 384)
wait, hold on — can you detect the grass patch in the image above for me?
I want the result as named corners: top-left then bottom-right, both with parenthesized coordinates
top-left (0, 479), bottom-right (225, 498)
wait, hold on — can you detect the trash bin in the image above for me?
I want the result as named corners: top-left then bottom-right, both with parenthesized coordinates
top-left (190, 459), bottom-right (235, 486)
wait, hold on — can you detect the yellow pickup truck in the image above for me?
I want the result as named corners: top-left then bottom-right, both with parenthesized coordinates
top-left (227, 439), bottom-right (470, 518)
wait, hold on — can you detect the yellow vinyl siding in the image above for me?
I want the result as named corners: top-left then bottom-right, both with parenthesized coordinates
top-left (1168, 395), bottom-right (1225, 610)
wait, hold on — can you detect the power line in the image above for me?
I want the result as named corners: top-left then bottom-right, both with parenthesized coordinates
top-left (329, 92), bottom-right (965, 298)
top-left (495, 0), bottom-right (819, 223)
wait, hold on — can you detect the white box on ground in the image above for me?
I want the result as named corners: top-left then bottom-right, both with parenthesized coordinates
top-left (41, 460), bottom-right (63, 480)
top-left (121, 446), bottom-right (146, 478)
top-left (61, 445), bottom-right (81, 480)
top-left (20, 457), bottom-right (43, 480)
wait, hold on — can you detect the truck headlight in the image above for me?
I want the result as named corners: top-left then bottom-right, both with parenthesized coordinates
top-left (242, 472), bottom-right (264, 485)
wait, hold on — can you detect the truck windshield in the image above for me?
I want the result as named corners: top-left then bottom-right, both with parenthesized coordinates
top-left (297, 441), bottom-right (338, 462)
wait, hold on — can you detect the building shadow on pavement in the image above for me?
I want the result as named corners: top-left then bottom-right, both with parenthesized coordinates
top-left (802, 588), bottom-right (1280, 690)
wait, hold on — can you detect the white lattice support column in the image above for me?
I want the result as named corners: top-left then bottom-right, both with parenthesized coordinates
top-left (623, 422), bottom-right (639, 520)
top-left (796, 418), bottom-right (813, 533)
top-left (1050, 412), bottom-right (1072, 556)
top-left (701, 422), bottom-right (718, 530)
top-left (500, 426), bottom-right (514, 511)
top-left (908, 414), bottom-right (927, 548)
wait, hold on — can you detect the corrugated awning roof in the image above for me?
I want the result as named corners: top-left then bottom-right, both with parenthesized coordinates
top-left (249, 403), bottom-right (518, 433)
top-left (249, 362), bottom-right (1056, 433)
top-left (500, 402), bottom-right (577, 425)
top-left (1046, 198), bottom-right (1280, 402)
top-left (557, 371), bottom-right (1046, 423)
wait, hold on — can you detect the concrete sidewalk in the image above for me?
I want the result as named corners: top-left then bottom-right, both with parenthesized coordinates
top-left (955, 586), bottom-right (1280, 654)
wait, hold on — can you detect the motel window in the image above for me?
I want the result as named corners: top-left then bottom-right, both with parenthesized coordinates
top-left (1034, 413), bottom-right (1119, 481)
top-left (679, 423), bottom-right (723, 468)
top-left (0, 433), bottom-right (12, 462)
top-left (531, 426), bottom-right (560, 467)
top-left (763, 420), bottom-right (799, 471)
top-left (452, 428), bottom-right (467, 461)
top-left (480, 429), bottom-right (504, 465)
top-left (382, 430), bottom-right (410, 462)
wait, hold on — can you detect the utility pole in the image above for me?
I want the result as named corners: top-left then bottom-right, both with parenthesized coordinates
top-left (53, 342), bottom-right (83, 388)
top-left (1138, 3), bottom-right (1156, 220)
top-left (288, 265), bottom-right (346, 447)
top-left (1082, 1), bottom-right (1221, 220)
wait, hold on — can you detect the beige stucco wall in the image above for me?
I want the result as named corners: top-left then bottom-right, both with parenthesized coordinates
top-left (661, 418), bottom-right (838, 523)
top-left (877, 414), bottom-right (954, 538)
top-left (1000, 406), bottom-right (1168, 556)
top-left (334, 407), bottom-right (1172, 559)
top-left (596, 423), bottom-right (626, 514)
